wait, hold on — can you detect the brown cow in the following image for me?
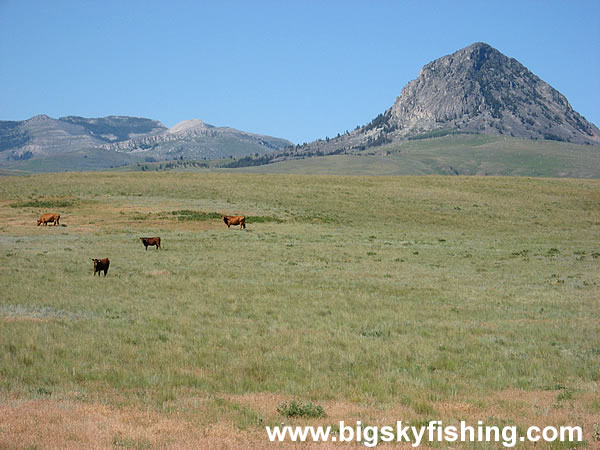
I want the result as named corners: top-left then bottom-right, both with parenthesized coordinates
top-left (222, 215), bottom-right (246, 229)
top-left (37, 213), bottom-right (60, 226)
top-left (92, 258), bottom-right (110, 276)
top-left (140, 237), bottom-right (161, 250)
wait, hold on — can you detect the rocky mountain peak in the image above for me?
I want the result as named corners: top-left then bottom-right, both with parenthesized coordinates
top-left (380, 42), bottom-right (600, 145)
top-left (167, 119), bottom-right (214, 135)
top-left (28, 114), bottom-right (52, 122)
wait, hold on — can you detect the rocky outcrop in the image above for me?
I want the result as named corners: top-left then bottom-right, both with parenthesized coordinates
top-left (384, 42), bottom-right (600, 144)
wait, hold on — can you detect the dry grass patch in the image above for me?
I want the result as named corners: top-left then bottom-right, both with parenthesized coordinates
top-left (428, 389), bottom-right (600, 448)
top-left (0, 398), bottom-right (270, 449)
top-left (4, 391), bottom-right (596, 448)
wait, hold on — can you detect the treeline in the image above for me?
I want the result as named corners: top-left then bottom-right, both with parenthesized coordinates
top-left (138, 160), bottom-right (209, 171)
top-left (220, 154), bottom-right (275, 168)
top-left (407, 128), bottom-right (470, 140)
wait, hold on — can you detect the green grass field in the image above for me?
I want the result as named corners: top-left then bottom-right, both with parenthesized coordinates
top-left (0, 172), bottom-right (599, 447)
top-left (237, 135), bottom-right (600, 178)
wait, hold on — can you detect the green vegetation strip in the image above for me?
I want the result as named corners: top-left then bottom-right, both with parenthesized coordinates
top-left (167, 210), bottom-right (284, 223)
top-left (10, 198), bottom-right (77, 208)
top-left (169, 210), bottom-right (222, 221)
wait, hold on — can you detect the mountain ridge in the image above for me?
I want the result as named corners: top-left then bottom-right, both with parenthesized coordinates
top-left (0, 115), bottom-right (292, 166)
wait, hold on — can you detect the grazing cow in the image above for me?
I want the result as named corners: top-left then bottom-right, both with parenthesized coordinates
top-left (140, 237), bottom-right (161, 250)
top-left (37, 213), bottom-right (60, 226)
top-left (92, 258), bottom-right (110, 277)
top-left (222, 215), bottom-right (246, 229)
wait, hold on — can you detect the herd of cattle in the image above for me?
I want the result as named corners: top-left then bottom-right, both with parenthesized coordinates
top-left (38, 213), bottom-right (247, 276)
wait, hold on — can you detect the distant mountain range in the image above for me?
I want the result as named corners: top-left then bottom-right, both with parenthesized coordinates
top-left (0, 115), bottom-right (292, 169)
top-left (1, 42), bottom-right (598, 174)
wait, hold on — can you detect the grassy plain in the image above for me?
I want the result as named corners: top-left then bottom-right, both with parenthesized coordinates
top-left (0, 172), bottom-right (599, 448)
top-left (236, 135), bottom-right (600, 178)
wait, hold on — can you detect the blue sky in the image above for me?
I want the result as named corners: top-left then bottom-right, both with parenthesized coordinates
top-left (1, 0), bottom-right (599, 144)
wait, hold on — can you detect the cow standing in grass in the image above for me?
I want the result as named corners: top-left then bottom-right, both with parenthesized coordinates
top-left (222, 215), bottom-right (246, 229)
top-left (140, 237), bottom-right (161, 250)
top-left (37, 213), bottom-right (60, 226)
top-left (92, 258), bottom-right (110, 276)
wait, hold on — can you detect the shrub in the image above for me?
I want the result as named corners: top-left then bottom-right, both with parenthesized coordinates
top-left (246, 215), bottom-right (284, 223)
top-left (170, 210), bottom-right (222, 221)
top-left (11, 199), bottom-right (75, 208)
top-left (277, 400), bottom-right (325, 418)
